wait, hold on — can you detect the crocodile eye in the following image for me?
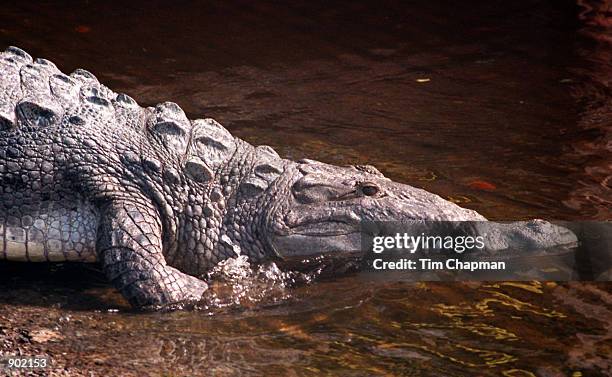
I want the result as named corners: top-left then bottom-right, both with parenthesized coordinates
top-left (360, 182), bottom-right (379, 196)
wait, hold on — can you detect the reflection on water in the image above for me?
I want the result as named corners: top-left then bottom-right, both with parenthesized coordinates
top-left (0, 0), bottom-right (610, 376)
top-left (1, 270), bottom-right (611, 376)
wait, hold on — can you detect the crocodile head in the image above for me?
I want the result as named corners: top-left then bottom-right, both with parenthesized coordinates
top-left (252, 159), bottom-right (577, 263)
top-left (179, 121), bottom-right (576, 270)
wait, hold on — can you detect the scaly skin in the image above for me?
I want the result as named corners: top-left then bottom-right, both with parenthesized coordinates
top-left (0, 47), bottom-right (577, 309)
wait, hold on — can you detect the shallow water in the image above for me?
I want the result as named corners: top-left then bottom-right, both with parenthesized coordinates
top-left (0, 0), bottom-right (610, 376)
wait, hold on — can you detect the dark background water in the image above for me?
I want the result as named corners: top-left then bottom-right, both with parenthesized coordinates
top-left (0, 1), bottom-right (610, 376)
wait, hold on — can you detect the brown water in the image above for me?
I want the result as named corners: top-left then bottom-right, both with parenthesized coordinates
top-left (0, 1), bottom-right (610, 376)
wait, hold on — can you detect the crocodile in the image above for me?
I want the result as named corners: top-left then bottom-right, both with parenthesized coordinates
top-left (0, 46), bottom-right (577, 309)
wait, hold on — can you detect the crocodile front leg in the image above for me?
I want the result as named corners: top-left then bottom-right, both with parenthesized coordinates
top-left (96, 200), bottom-right (207, 309)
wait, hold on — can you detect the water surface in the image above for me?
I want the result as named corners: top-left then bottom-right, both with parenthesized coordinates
top-left (0, 1), bottom-right (610, 376)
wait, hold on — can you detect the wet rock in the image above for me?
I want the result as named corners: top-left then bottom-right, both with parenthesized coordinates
top-left (30, 328), bottom-right (64, 343)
